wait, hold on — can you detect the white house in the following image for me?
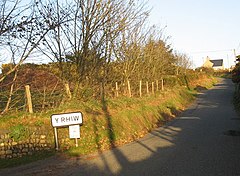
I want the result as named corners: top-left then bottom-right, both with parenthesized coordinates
top-left (203, 56), bottom-right (224, 70)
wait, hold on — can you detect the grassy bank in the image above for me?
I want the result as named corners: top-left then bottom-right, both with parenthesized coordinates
top-left (67, 77), bottom-right (216, 156)
top-left (67, 87), bottom-right (195, 156)
top-left (0, 74), bottom-right (216, 167)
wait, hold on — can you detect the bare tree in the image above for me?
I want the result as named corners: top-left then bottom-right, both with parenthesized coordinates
top-left (35, 0), bottom-right (73, 79)
top-left (174, 52), bottom-right (193, 75)
top-left (0, 0), bottom-right (62, 114)
top-left (36, 0), bottom-right (150, 96)
top-left (0, 0), bottom-right (58, 83)
top-left (1, 41), bottom-right (19, 114)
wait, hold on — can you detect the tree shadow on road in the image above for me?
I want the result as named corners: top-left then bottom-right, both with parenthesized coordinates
top-left (75, 96), bottom-right (183, 175)
top-left (4, 79), bottom-right (240, 176)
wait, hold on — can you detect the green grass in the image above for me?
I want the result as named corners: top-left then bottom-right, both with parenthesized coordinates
top-left (64, 87), bottom-right (198, 155)
top-left (9, 124), bottom-right (29, 141)
top-left (0, 75), bottom-right (217, 166)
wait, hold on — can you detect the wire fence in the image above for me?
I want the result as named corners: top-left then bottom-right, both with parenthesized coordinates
top-left (0, 73), bottom-right (207, 113)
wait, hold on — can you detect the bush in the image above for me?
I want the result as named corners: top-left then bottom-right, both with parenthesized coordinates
top-left (196, 67), bottom-right (214, 75)
top-left (9, 124), bottom-right (29, 141)
top-left (163, 76), bottom-right (179, 87)
top-left (232, 64), bottom-right (240, 83)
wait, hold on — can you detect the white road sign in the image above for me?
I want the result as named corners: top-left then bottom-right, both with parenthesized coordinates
top-left (69, 125), bottom-right (80, 139)
top-left (51, 112), bottom-right (83, 127)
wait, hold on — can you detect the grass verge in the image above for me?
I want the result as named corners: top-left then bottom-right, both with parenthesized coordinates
top-left (0, 75), bottom-right (217, 167)
top-left (65, 87), bottom-right (199, 156)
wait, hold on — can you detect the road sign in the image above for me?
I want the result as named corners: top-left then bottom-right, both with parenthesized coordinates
top-left (51, 112), bottom-right (83, 127)
top-left (69, 125), bottom-right (80, 139)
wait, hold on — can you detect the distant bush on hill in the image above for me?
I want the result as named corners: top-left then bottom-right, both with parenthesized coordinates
top-left (232, 63), bottom-right (240, 83)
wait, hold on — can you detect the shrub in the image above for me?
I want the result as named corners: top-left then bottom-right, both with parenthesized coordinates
top-left (196, 67), bottom-right (214, 75)
top-left (163, 76), bottom-right (179, 87)
top-left (9, 124), bottom-right (29, 141)
top-left (232, 64), bottom-right (240, 83)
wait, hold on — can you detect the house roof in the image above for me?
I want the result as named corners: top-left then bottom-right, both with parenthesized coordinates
top-left (210, 59), bottom-right (223, 67)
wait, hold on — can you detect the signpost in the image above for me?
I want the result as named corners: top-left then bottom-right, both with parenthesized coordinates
top-left (51, 112), bottom-right (83, 150)
top-left (69, 125), bottom-right (80, 147)
top-left (51, 112), bottom-right (83, 127)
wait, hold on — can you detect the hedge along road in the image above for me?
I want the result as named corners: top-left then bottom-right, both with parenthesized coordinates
top-left (2, 78), bottom-right (240, 176)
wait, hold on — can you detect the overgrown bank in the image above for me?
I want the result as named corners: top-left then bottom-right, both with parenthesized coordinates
top-left (66, 74), bottom-right (216, 155)
top-left (0, 74), bottom-right (216, 163)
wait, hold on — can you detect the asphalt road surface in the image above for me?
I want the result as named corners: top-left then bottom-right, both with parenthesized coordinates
top-left (2, 78), bottom-right (240, 176)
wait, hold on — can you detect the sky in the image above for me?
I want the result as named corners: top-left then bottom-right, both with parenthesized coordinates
top-left (1, 0), bottom-right (239, 69)
top-left (148, 0), bottom-right (240, 68)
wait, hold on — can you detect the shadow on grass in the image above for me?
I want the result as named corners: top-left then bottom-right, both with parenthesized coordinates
top-left (2, 80), bottom-right (235, 175)
top-left (194, 85), bottom-right (208, 92)
top-left (184, 75), bottom-right (190, 90)
top-left (0, 150), bottom-right (55, 169)
top-left (90, 94), bottom-right (181, 175)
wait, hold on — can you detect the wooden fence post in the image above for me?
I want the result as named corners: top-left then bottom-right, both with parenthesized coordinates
top-left (139, 80), bottom-right (142, 97)
top-left (161, 79), bottom-right (164, 91)
top-left (146, 81), bottom-right (149, 95)
top-left (152, 82), bottom-right (154, 94)
top-left (25, 85), bottom-right (33, 113)
top-left (115, 82), bottom-right (119, 97)
top-left (127, 80), bottom-right (132, 97)
top-left (156, 80), bottom-right (159, 92)
top-left (65, 83), bottom-right (72, 99)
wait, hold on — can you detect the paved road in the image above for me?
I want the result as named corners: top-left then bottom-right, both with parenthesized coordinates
top-left (2, 78), bottom-right (240, 176)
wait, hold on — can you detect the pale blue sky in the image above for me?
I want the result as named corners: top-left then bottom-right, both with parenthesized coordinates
top-left (148, 0), bottom-right (240, 68)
